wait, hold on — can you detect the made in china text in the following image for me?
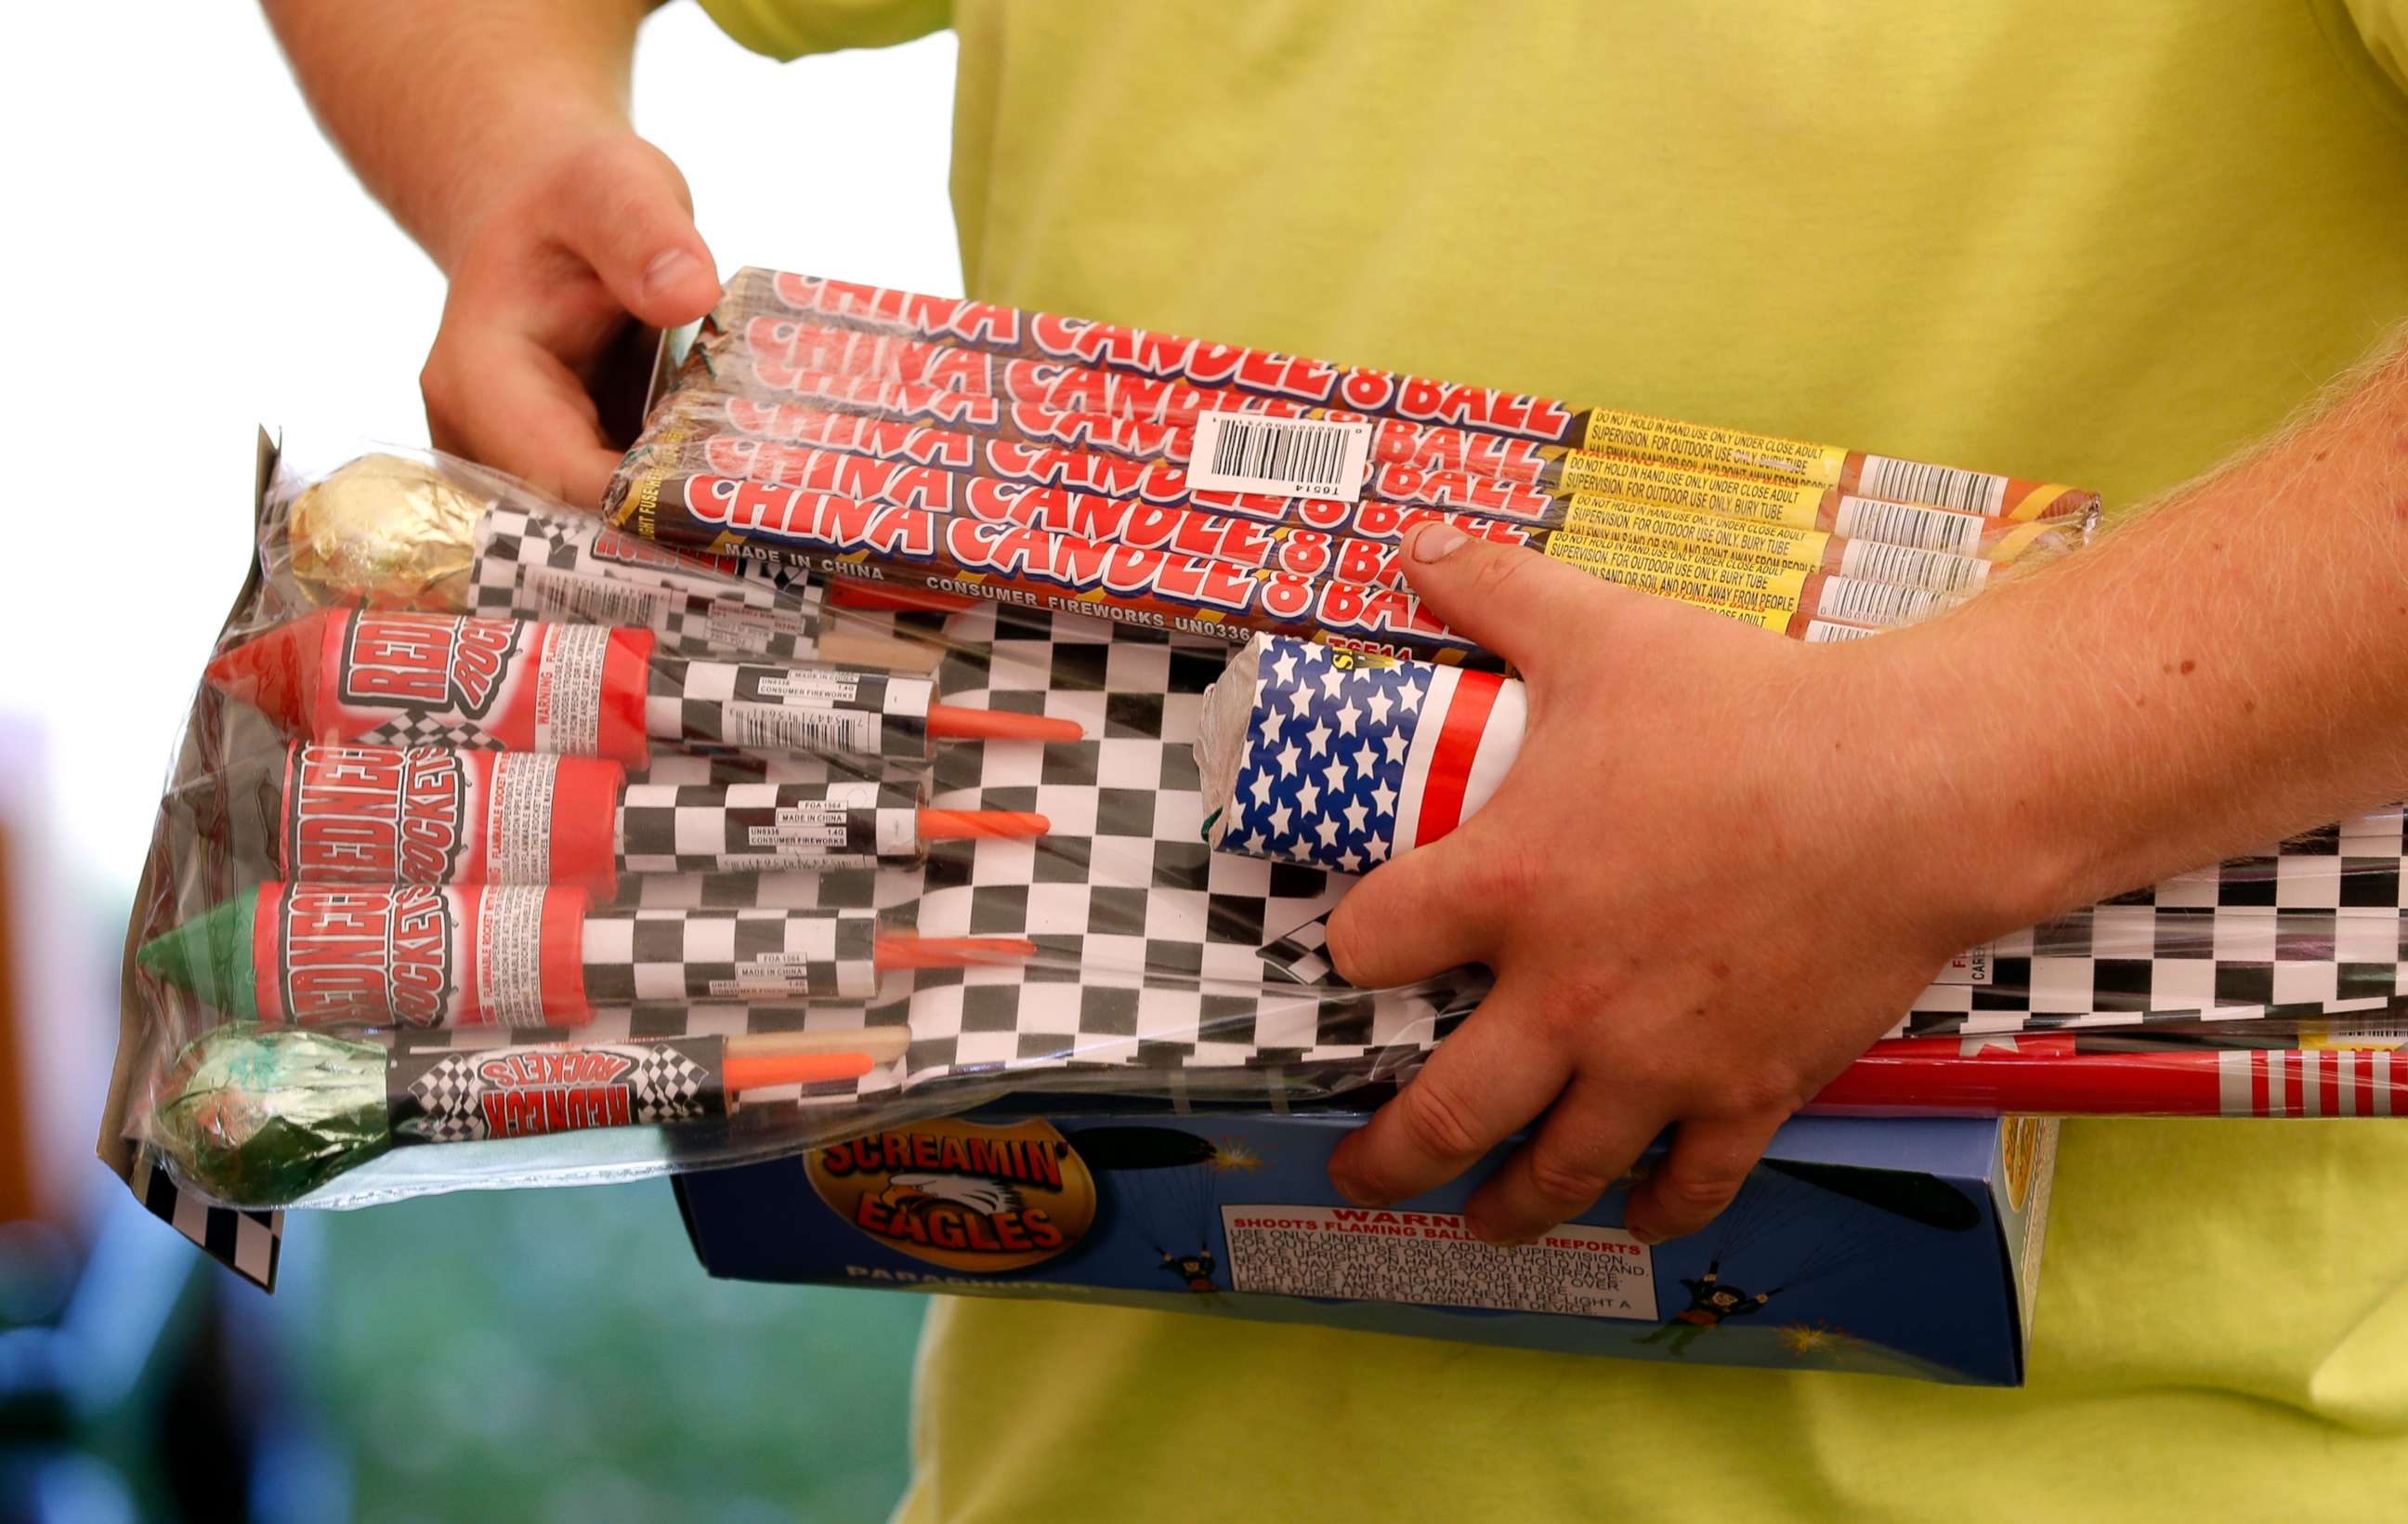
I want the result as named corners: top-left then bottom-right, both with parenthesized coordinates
top-left (280, 885), bottom-right (455, 1027)
top-left (473, 1048), bottom-right (638, 1138)
top-left (286, 744), bottom-right (467, 883)
top-left (339, 615), bottom-right (520, 718)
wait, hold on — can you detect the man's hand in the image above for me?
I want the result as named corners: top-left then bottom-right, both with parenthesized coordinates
top-left (422, 130), bottom-right (721, 504)
top-left (1322, 522), bottom-right (2036, 1246)
top-left (1325, 331), bottom-right (2408, 1246)
top-left (264, 0), bottom-right (715, 503)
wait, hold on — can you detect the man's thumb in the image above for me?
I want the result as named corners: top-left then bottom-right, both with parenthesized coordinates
top-left (1397, 520), bottom-right (1644, 669)
top-left (557, 137), bottom-right (724, 330)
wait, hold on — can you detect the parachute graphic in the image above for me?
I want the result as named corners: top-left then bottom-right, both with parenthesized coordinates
top-left (1068, 1126), bottom-right (1257, 1289)
top-left (1705, 1159), bottom-right (1980, 1294)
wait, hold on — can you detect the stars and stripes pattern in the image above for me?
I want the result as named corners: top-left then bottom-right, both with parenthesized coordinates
top-left (1209, 635), bottom-right (1525, 874)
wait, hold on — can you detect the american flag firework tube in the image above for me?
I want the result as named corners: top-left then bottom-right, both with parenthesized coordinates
top-left (1197, 635), bottom-right (1525, 872)
top-left (713, 269), bottom-right (2100, 519)
top-left (661, 357), bottom-right (2084, 559)
top-left (199, 742), bottom-right (1047, 894)
top-left (626, 427), bottom-right (1998, 600)
top-left (1806, 1033), bottom-right (2406, 1118)
top-left (137, 884), bottom-right (1036, 1028)
top-left (203, 610), bottom-right (1068, 769)
top-left (608, 474), bottom-right (1498, 666)
top-left (150, 1023), bottom-right (914, 1205)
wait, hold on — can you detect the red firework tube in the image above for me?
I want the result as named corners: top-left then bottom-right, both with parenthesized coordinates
top-left (692, 336), bottom-right (1567, 485)
top-left (675, 355), bottom-right (2086, 553)
top-left (671, 375), bottom-right (1194, 467)
top-left (632, 407), bottom-right (1518, 548)
top-left (137, 883), bottom-right (1037, 1029)
top-left (204, 611), bottom-right (1076, 767)
top-left (617, 429), bottom-right (1394, 585)
top-left (628, 427), bottom-right (2000, 599)
top-left (714, 269), bottom-right (2101, 518)
top-left (1807, 1035), bottom-right (2405, 1118)
top-left (250, 741), bottom-right (623, 892)
top-left (607, 474), bottom-right (1497, 666)
top-left (208, 609), bottom-right (654, 768)
top-left (203, 742), bottom-right (1048, 895)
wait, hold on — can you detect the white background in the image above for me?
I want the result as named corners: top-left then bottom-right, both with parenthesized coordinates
top-left (0, 2), bottom-right (961, 1210)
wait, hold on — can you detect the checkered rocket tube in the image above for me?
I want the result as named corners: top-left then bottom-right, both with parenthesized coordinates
top-left (615, 779), bottom-right (929, 874)
top-left (145, 1024), bottom-right (902, 1206)
top-left (645, 657), bottom-right (936, 762)
top-left (198, 743), bottom-right (1004, 896)
top-left (137, 883), bottom-right (896, 1029)
top-left (206, 610), bottom-right (1000, 769)
top-left (472, 500), bottom-right (825, 663)
top-left (578, 906), bottom-right (883, 1005)
top-left (390, 1034), bottom-right (743, 1142)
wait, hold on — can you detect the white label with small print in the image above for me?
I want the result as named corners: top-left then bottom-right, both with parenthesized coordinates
top-left (1220, 1204), bottom-right (1656, 1319)
top-left (1187, 413), bottom-right (1374, 504)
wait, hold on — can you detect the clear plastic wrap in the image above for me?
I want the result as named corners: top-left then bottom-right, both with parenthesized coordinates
top-left (108, 277), bottom-right (2401, 1233)
top-left (113, 440), bottom-right (1500, 1214)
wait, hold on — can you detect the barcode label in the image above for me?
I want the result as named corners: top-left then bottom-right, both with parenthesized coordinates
top-left (1188, 412), bottom-right (1372, 503)
top-left (1856, 456), bottom-right (2009, 517)
top-left (1829, 495), bottom-right (1984, 557)
top-left (1814, 576), bottom-right (1945, 628)
top-left (1835, 539), bottom-right (1992, 595)
top-left (1804, 620), bottom-right (1878, 644)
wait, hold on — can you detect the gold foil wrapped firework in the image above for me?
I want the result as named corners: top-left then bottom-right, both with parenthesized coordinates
top-left (285, 453), bottom-right (487, 610)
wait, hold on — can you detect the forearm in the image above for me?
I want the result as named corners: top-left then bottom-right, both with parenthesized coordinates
top-left (1872, 332), bottom-right (2408, 926)
top-left (262, 0), bottom-right (660, 267)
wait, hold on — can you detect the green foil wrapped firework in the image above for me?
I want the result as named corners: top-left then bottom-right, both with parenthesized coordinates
top-left (150, 1026), bottom-right (390, 1205)
top-left (148, 1024), bottom-right (904, 1206)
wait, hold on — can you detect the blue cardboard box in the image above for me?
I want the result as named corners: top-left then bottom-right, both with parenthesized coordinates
top-left (675, 1102), bottom-right (2056, 1386)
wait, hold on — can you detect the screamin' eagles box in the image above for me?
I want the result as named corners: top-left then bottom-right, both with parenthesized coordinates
top-left (675, 1102), bottom-right (2056, 1386)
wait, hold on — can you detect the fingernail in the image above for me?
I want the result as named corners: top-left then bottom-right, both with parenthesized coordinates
top-left (642, 249), bottom-right (702, 300)
top-left (1409, 523), bottom-right (1468, 563)
top-left (1332, 1174), bottom-right (1392, 1208)
top-left (1629, 1226), bottom-right (1665, 1246)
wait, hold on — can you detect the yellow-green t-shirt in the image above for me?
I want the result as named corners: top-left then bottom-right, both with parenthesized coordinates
top-left (696, 2), bottom-right (2408, 1517)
